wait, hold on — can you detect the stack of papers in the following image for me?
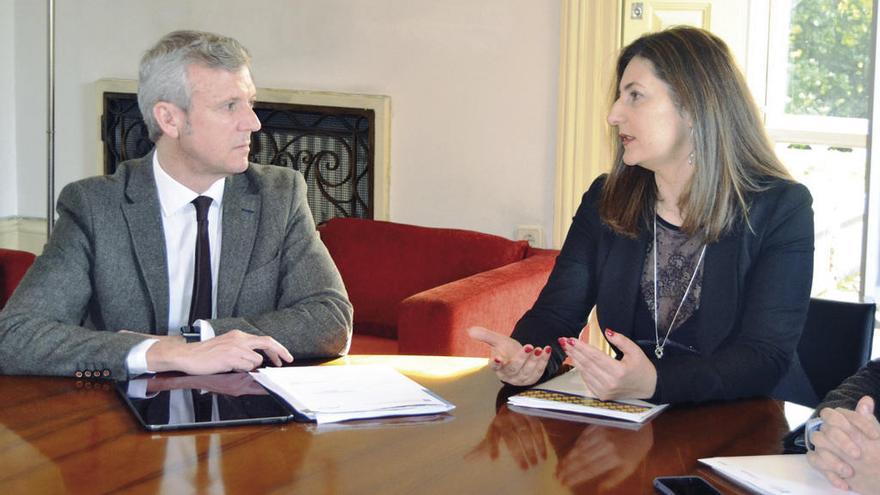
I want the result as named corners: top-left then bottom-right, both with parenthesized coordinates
top-left (251, 365), bottom-right (454, 424)
top-left (508, 368), bottom-right (667, 424)
top-left (700, 455), bottom-right (856, 494)
top-left (305, 413), bottom-right (454, 434)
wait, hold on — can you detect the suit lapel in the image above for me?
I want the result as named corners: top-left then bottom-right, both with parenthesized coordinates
top-left (121, 158), bottom-right (170, 334)
top-left (217, 172), bottom-right (259, 318)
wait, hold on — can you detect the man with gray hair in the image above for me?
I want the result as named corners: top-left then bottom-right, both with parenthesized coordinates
top-left (0, 30), bottom-right (353, 379)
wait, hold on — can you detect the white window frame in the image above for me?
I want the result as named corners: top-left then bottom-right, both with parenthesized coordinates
top-left (748, 0), bottom-right (873, 304)
top-left (763, 0), bottom-right (869, 149)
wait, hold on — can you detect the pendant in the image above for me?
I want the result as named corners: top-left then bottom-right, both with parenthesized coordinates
top-left (655, 345), bottom-right (664, 359)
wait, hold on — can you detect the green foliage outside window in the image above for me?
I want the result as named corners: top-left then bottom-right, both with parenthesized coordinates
top-left (787, 0), bottom-right (872, 118)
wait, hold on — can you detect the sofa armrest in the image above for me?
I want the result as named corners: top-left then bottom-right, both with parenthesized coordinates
top-left (397, 253), bottom-right (557, 356)
top-left (0, 249), bottom-right (37, 309)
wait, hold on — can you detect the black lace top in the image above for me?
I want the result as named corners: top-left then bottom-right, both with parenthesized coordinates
top-left (632, 215), bottom-right (705, 355)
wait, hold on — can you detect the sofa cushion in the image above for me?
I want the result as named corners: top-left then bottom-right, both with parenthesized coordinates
top-left (319, 218), bottom-right (529, 339)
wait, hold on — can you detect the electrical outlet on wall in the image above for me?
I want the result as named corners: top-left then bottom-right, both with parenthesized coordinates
top-left (515, 225), bottom-right (543, 248)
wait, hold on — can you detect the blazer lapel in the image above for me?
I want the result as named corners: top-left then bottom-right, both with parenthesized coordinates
top-left (596, 232), bottom-right (648, 338)
top-left (695, 229), bottom-right (741, 354)
top-left (121, 158), bottom-right (170, 334)
top-left (217, 172), bottom-right (259, 318)
top-left (595, 220), bottom-right (742, 354)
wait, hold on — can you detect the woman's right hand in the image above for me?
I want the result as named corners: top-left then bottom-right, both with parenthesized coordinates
top-left (467, 326), bottom-right (551, 386)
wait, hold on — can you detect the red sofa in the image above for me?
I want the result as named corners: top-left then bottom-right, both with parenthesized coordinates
top-left (319, 218), bottom-right (557, 356)
top-left (0, 248), bottom-right (36, 309)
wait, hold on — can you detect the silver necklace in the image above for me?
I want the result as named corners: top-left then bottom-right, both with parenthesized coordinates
top-left (653, 215), bottom-right (706, 359)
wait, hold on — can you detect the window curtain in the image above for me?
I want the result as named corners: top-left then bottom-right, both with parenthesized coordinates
top-left (554, 0), bottom-right (622, 350)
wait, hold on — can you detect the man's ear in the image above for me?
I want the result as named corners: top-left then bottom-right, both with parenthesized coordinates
top-left (153, 102), bottom-right (185, 139)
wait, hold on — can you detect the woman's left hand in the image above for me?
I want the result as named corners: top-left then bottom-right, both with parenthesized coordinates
top-left (560, 328), bottom-right (657, 401)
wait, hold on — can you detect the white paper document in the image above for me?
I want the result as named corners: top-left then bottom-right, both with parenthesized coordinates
top-left (699, 455), bottom-right (856, 495)
top-left (305, 413), bottom-right (454, 434)
top-left (507, 368), bottom-right (667, 423)
top-left (251, 365), bottom-right (454, 424)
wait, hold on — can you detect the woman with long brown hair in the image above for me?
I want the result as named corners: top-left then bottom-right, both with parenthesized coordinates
top-left (471, 26), bottom-right (815, 404)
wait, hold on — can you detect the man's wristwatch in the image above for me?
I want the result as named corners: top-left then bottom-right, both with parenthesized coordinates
top-left (180, 325), bottom-right (201, 344)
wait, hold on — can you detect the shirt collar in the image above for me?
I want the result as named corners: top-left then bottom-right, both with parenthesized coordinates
top-left (152, 152), bottom-right (225, 217)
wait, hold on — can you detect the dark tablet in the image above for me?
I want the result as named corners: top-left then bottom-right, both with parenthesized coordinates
top-left (116, 372), bottom-right (298, 431)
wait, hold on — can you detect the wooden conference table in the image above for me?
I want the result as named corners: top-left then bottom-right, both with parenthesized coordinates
top-left (0, 355), bottom-right (803, 494)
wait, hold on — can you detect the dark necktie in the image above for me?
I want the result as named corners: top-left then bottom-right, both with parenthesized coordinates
top-left (193, 390), bottom-right (214, 423)
top-left (188, 196), bottom-right (213, 327)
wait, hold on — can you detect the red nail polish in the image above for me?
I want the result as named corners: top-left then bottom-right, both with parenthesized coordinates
top-left (568, 338), bottom-right (576, 346)
top-left (523, 345), bottom-right (534, 353)
top-left (544, 346), bottom-right (552, 353)
top-left (534, 348), bottom-right (542, 356)
top-left (493, 357), bottom-right (501, 364)
top-left (558, 337), bottom-right (567, 347)
top-left (605, 328), bottom-right (615, 337)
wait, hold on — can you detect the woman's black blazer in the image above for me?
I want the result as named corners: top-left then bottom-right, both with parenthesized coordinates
top-left (512, 174), bottom-right (814, 404)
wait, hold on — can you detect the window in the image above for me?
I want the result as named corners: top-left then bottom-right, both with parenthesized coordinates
top-left (762, 0), bottom-right (873, 301)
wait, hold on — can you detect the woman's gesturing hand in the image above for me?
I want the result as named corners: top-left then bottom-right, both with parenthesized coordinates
top-left (468, 326), bottom-right (551, 386)
top-left (561, 328), bottom-right (657, 400)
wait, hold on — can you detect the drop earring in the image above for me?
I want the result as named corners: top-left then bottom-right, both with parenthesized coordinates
top-left (688, 126), bottom-right (695, 165)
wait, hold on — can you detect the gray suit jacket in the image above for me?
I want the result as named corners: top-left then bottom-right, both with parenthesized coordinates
top-left (0, 155), bottom-right (353, 379)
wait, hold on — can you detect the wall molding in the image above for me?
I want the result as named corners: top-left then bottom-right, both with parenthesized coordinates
top-left (0, 217), bottom-right (47, 254)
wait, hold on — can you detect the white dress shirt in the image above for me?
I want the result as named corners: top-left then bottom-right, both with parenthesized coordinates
top-left (125, 153), bottom-right (226, 375)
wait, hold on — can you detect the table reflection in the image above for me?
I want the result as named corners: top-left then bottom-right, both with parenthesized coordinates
top-left (0, 375), bottom-right (314, 494)
top-left (469, 384), bottom-right (790, 493)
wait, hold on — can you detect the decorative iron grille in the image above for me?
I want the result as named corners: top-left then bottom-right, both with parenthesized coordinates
top-left (101, 93), bottom-right (374, 223)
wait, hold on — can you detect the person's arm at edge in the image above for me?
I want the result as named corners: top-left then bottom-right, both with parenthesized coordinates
top-left (817, 360), bottom-right (880, 419)
top-left (0, 182), bottom-right (153, 379)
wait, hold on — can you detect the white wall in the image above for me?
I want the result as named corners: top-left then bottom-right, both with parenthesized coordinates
top-left (0, 0), bottom-right (18, 218)
top-left (12, 0), bottom-right (560, 244)
top-left (13, 0), bottom-right (46, 220)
